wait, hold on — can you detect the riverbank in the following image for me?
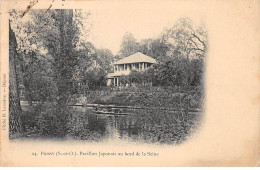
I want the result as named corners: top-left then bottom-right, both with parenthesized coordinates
top-left (12, 86), bottom-right (203, 144)
top-left (91, 86), bottom-right (203, 110)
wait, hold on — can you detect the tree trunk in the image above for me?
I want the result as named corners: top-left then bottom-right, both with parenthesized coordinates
top-left (55, 9), bottom-right (74, 106)
top-left (23, 79), bottom-right (33, 106)
top-left (9, 22), bottom-right (22, 135)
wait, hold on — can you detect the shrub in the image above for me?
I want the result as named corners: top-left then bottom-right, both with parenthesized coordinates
top-left (66, 111), bottom-right (102, 141)
top-left (36, 105), bottom-right (70, 137)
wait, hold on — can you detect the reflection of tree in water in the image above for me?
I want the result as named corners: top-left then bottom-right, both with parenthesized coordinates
top-left (66, 109), bottom-right (103, 141)
top-left (95, 108), bottom-right (201, 144)
top-left (66, 107), bottom-right (201, 144)
top-left (86, 114), bottom-right (107, 136)
top-left (135, 109), bottom-right (201, 144)
top-left (114, 115), bottom-right (141, 140)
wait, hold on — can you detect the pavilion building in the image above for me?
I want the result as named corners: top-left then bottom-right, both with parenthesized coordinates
top-left (107, 52), bottom-right (156, 86)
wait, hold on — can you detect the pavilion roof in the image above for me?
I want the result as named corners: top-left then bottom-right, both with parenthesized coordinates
top-left (113, 52), bottom-right (156, 65)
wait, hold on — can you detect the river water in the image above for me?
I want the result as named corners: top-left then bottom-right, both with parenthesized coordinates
top-left (71, 106), bottom-right (200, 144)
top-left (74, 107), bottom-right (144, 142)
top-left (20, 104), bottom-right (200, 144)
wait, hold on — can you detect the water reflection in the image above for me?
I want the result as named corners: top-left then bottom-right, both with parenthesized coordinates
top-left (19, 103), bottom-right (200, 144)
top-left (75, 107), bottom-right (142, 142)
top-left (72, 106), bottom-right (200, 144)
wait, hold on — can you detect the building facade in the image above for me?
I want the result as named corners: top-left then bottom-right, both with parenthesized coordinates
top-left (107, 52), bottom-right (156, 86)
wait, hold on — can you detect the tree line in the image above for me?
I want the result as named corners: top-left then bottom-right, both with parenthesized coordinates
top-left (116, 18), bottom-right (207, 88)
top-left (118, 58), bottom-right (203, 88)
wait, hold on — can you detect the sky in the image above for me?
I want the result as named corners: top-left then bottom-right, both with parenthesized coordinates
top-left (83, 1), bottom-right (205, 55)
top-left (12, 1), bottom-right (206, 56)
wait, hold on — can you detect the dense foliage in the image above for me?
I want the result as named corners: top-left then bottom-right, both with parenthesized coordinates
top-left (120, 58), bottom-right (203, 88)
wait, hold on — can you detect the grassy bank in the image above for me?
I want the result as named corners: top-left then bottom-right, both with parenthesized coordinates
top-left (91, 86), bottom-right (203, 110)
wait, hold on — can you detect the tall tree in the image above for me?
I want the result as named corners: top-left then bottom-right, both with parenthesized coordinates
top-left (138, 38), bottom-right (172, 63)
top-left (9, 23), bottom-right (22, 135)
top-left (96, 48), bottom-right (114, 73)
top-left (10, 9), bottom-right (84, 106)
top-left (118, 32), bottom-right (139, 58)
top-left (162, 18), bottom-right (207, 60)
top-left (28, 9), bottom-right (83, 106)
top-left (55, 9), bottom-right (77, 105)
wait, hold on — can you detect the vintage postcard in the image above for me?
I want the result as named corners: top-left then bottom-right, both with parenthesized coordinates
top-left (0, 0), bottom-right (259, 167)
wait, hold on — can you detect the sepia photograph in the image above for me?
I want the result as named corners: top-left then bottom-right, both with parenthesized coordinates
top-left (9, 8), bottom-right (206, 144)
top-left (1, 0), bottom-right (259, 167)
